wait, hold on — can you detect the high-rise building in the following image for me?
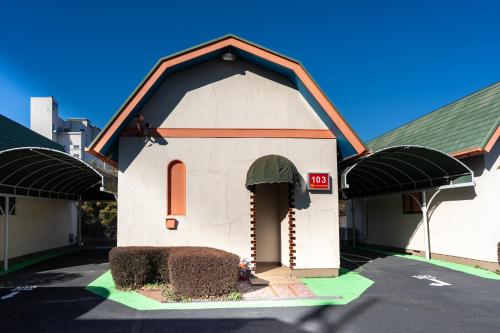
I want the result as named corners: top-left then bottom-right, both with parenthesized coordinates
top-left (30, 96), bottom-right (104, 167)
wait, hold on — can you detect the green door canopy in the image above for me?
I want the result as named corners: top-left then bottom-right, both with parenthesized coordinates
top-left (246, 155), bottom-right (299, 191)
top-left (341, 145), bottom-right (475, 198)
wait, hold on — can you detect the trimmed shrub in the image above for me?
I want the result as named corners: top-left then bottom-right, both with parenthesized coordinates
top-left (109, 246), bottom-right (240, 297)
top-left (168, 247), bottom-right (240, 298)
top-left (109, 247), bottom-right (167, 289)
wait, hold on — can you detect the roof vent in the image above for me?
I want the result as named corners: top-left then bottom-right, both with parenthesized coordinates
top-left (222, 52), bottom-right (236, 61)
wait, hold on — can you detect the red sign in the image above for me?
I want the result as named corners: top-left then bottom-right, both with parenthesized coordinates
top-left (308, 173), bottom-right (331, 190)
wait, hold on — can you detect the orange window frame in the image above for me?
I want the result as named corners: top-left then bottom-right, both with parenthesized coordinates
top-left (402, 192), bottom-right (422, 214)
top-left (167, 160), bottom-right (186, 216)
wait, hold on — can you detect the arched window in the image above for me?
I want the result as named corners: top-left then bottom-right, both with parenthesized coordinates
top-left (167, 160), bottom-right (186, 215)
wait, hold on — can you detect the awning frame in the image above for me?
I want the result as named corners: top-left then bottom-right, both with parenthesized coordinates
top-left (342, 145), bottom-right (476, 261)
top-left (0, 147), bottom-right (109, 201)
top-left (341, 145), bottom-right (475, 198)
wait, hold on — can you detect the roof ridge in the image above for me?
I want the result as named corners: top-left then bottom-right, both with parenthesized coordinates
top-left (367, 81), bottom-right (500, 144)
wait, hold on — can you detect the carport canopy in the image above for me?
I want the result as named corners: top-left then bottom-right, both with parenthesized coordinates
top-left (0, 147), bottom-right (117, 271)
top-left (0, 147), bottom-right (116, 201)
top-left (341, 145), bottom-right (474, 198)
top-left (341, 145), bottom-right (475, 261)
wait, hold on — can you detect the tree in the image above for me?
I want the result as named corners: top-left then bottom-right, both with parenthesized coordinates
top-left (81, 201), bottom-right (117, 238)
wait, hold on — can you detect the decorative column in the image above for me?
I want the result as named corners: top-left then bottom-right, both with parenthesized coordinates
top-left (250, 193), bottom-right (257, 271)
top-left (288, 184), bottom-right (296, 269)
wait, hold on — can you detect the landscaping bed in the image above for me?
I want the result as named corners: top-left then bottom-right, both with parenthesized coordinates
top-left (136, 279), bottom-right (318, 302)
top-left (109, 246), bottom-right (241, 300)
top-left (138, 282), bottom-right (243, 303)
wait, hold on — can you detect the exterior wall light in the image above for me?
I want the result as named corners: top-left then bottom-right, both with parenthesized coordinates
top-left (222, 52), bottom-right (236, 61)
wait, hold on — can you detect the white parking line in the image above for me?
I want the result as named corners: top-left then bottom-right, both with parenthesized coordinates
top-left (412, 275), bottom-right (451, 287)
top-left (1, 285), bottom-right (37, 300)
top-left (1, 292), bottom-right (19, 300)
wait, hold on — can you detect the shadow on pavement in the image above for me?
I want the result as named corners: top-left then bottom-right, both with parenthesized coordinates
top-left (340, 245), bottom-right (391, 272)
top-left (0, 248), bottom-right (109, 287)
top-left (0, 283), bottom-right (381, 333)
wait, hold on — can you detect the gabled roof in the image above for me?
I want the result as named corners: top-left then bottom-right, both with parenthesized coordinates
top-left (88, 34), bottom-right (366, 166)
top-left (0, 114), bottom-right (64, 152)
top-left (368, 82), bottom-right (500, 158)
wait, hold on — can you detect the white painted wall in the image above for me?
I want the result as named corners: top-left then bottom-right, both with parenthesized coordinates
top-left (57, 132), bottom-right (83, 159)
top-left (0, 198), bottom-right (77, 260)
top-left (350, 142), bottom-right (500, 263)
top-left (137, 58), bottom-right (327, 130)
top-left (117, 58), bottom-right (340, 270)
top-left (118, 137), bottom-right (339, 270)
top-left (30, 97), bottom-right (58, 140)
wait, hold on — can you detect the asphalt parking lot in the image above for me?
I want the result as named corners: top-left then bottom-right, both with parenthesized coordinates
top-left (0, 247), bottom-right (499, 333)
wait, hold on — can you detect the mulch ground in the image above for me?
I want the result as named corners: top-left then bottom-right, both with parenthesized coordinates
top-left (137, 280), bottom-right (316, 303)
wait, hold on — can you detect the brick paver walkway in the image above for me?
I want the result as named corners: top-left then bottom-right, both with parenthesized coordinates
top-left (237, 280), bottom-right (315, 300)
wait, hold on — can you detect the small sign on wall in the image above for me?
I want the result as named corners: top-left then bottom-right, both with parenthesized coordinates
top-left (307, 172), bottom-right (331, 191)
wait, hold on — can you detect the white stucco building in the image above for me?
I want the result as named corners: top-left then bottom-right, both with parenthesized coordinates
top-left (0, 114), bottom-right (113, 271)
top-left (89, 35), bottom-right (367, 277)
top-left (344, 83), bottom-right (500, 271)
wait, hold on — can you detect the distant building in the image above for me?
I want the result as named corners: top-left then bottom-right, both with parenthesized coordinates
top-left (30, 96), bottom-right (104, 167)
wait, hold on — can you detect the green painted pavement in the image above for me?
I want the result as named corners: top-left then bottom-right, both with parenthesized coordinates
top-left (85, 270), bottom-right (374, 310)
top-left (301, 268), bottom-right (374, 304)
top-left (358, 247), bottom-right (500, 280)
top-left (0, 247), bottom-right (78, 277)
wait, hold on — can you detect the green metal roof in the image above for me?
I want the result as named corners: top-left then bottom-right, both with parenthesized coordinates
top-left (0, 114), bottom-right (64, 152)
top-left (367, 82), bottom-right (500, 155)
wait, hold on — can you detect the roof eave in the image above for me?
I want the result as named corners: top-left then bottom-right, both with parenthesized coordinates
top-left (88, 34), bottom-right (366, 163)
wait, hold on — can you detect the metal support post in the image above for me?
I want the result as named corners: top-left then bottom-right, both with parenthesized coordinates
top-left (3, 197), bottom-right (10, 271)
top-left (351, 199), bottom-right (356, 246)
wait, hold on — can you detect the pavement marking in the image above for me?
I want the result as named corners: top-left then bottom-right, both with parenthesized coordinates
top-left (1, 285), bottom-right (37, 300)
top-left (1, 292), bottom-right (19, 300)
top-left (356, 246), bottom-right (500, 280)
top-left (412, 275), bottom-right (451, 287)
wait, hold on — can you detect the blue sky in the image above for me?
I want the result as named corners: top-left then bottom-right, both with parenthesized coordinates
top-left (1, 0), bottom-right (499, 141)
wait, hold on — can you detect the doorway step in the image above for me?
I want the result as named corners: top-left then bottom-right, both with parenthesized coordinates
top-left (250, 263), bottom-right (297, 286)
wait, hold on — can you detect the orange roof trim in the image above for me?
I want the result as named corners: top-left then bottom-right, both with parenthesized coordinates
top-left (121, 128), bottom-right (336, 139)
top-left (451, 124), bottom-right (499, 159)
top-left (484, 125), bottom-right (500, 153)
top-left (89, 35), bottom-right (365, 161)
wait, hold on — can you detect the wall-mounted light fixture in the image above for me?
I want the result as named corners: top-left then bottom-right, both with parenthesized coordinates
top-left (222, 51), bottom-right (236, 61)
